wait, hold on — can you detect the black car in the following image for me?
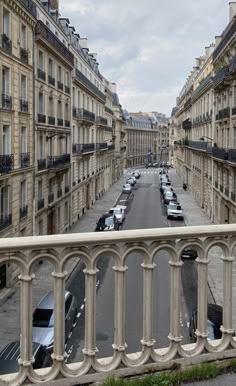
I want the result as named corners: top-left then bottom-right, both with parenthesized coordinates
top-left (189, 304), bottom-right (223, 342)
top-left (181, 248), bottom-right (198, 260)
top-left (95, 214), bottom-right (119, 231)
top-left (0, 341), bottom-right (52, 375)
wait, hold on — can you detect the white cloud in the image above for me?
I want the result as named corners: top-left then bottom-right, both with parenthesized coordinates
top-left (60, 0), bottom-right (229, 115)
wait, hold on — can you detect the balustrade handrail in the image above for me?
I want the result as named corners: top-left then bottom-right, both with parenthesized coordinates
top-left (1, 224), bottom-right (236, 385)
top-left (75, 68), bottom-right (106, 102)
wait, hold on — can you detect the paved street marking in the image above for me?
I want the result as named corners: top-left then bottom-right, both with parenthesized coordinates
top-left (80, 304), bottom-right (85, 310)
top-left (77, 312), bottom-right (81, 318)
top-left (68, 331), bottom-right (73, 339)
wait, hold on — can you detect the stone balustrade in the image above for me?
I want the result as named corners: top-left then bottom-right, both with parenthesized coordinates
top-left (1, 224), bottom-right (236, 385)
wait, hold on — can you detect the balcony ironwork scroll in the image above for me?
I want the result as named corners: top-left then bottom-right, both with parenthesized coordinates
top-left (1, 34), bottom-right (12, 54)
top-left (21, 152), bottom-right (30, 168)
top-left (37, 159), bottom-right (46, 171)
top-left (47, 154), bottom-right (70, 169)
top-left (0, 154), bottom-right (14, 173)
top-left (212, 147), bottom-right (228, 160)
top-left (20, 99), bottom-right (28, 112)
top-left (2, 94), bottom-right (12, 109)
top-left (37, 68), bottom-right (46, 81)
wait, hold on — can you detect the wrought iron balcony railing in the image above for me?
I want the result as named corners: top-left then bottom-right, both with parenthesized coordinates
top-left (105, 106), bottom-right (114, 115)
top-left (0, 154), bottom-right (14, 173)
top-left (57, 118), bottom-right (63, 126)
top-left (65, 85), bottom-right (70, 94)
top-left (0, 225), bottom-right (236, 385)
top-left (0, 213), bottom-right (12, 231)
top-left (57, 81), bottom-right (63, 91)
top-left (65, 120), bottom-right (70, 128)
top-left (228, 148), bottom-right (236, 163)
top-left (96, 142), bottom-right (108, 150)
top-left (108, 144), bottom-right (115, 150)
top-left (37, 198), bottom-right (44, 210)
top-left (65, 185), bottom-right (70, 194)
top-left (48, 192), bottom-right (54, 204)
top-left (182, 119), bottom-right (192, 130)
top-left (73, 143), bottom-right (95, 154)
top-left (37, 159), bottom-right (46, 171)
top-left (75, 68), bottom-right (106, 102)
top-left (20, 205), bottom-right (28, 219)
top-left (213, 17), bottom-right (236, 60)
top-left (77, 108), bottom-right (95, 123)
top-left (1, 34), bottom-right (12, 54)
top-left (20, 48), bottom-right (28, 64)
top-left (38, 113), bottom-right (46, 123)
top-left (37, 68), bottom-right (46, 81)
top-left (35, 21), bottom-right (74, 67)
top-left (212, 146), bottom-right (228, 160)
top-left (20, 99), bottom-right (28, 112)
top-left (48, 116), bottom-right (55, 125)
top-left (216, 107), bottom-right (230, 120)
top-left (21, 152), bottom-right (30, 168)
top-left (187, 140), bottom-right (210, 150)
top-left (57, 188), bottom-right (62, 198)
top-left (232, 106), bottom-right (236, 116)
top-left (213, 66), bottom-right (230, 89)
top-left (47, 154), bottom-right (70, 169)
top-left (96, 116), bottom-right (108, 126)
top-left (2, 94), bottom-right (12, 110)
top-left (48, 75), bottom-right (55, 86)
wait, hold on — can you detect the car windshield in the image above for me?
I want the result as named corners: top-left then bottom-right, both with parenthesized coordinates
top-left (166, 191), bottom-right (173, 197)
top-left (105, 217), bottom-right (114, 226)
top-left (124, 184), bottom-right (130, 188)
top-left (33, 308), bottom-right (54, 327)
top-left (113, 208), bottom-right (121, 215)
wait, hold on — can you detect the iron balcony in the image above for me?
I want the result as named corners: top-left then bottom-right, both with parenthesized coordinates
top-left (73, 143), bottom-right (95, 154)
top-left (212, 147), bottom-right (228, 160)
top-left (0, 214), bottom-right (12, 231)
top-left (0, 154), bottom-right (14, 173)
top-left (47, 154), bottom-right (70, 169)
top-left (21, 152), bottom-right (30, 168)
top-left (57, 81), bottom-right (63, 91)
top-left (48, 75), bottom-right (55, 86)
top-left (37, 159), bottom-right (46, 171)
top-left (38, 114), bottom-right (46, 123)
top-left (20, 48), bottom-right (28, 64)
top-left (75, 68), bottom-right (106, 102)
top-left (20, 205), bottom-right (28, 219)
top-left (96, 142), bottom-right (108, 151)
top-left (1, 34), bottom-right (12, 54)
top-left (2, 94), bottom-right (12, 110)
top-left (48, 192), bottom-right (54, 204)
top-left (74, 108), bottom-right (95, 123)
top-left (37, 198), bottom-right (44, 210)
top-left (96, 116), bottom-right (108, 126)
top-left (37, 68), bottom-right (46, 81)
top-left (213, 66), bottom-right (230, 89)
top-left (20, 99), bottom-right (28, 112)
top-left (48, 116), bottom-right (55, 125)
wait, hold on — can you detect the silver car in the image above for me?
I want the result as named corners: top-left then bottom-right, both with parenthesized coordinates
top-left (32, 290), bottom-right (77, 352)
top-left (122, 183), bottom-right (132, 194)
top-left (109, 207), bottom-right (125, 224)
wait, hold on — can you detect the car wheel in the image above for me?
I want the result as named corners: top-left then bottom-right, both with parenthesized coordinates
top-left (167, 215), bottom-right (171, 219)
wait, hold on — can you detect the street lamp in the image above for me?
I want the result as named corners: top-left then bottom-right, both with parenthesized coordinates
top-left (200, 136), bottom-right (214, 142)
top-left (46, 133), bottom-right (66, 141)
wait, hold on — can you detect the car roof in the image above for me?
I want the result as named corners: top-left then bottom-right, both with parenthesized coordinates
top-left (116, 205), bottom-right (126, 210)
top-left (36, 290), bottom-right (71, 310)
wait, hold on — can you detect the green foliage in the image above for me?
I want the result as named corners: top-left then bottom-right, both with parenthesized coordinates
top-left (101, 360), bottom-right (236, 386)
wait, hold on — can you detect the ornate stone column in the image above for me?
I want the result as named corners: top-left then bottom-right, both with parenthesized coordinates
top-left (83, 268), bottom-right (98, 357)
top-left (141, 262), bottom-right (156, 348)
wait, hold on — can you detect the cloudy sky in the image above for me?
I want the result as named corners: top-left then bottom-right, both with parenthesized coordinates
top-left (60, 0), bottom-right (229, 116)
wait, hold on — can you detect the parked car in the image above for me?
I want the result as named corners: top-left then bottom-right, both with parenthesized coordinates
top-left (127, 177), bottom-right (136, 186)
top-left (95, 213), bottom-right (119, 231)
top-left (162, 185), bottom-right (173, 196)
top-left (189, 304), bottom-right (223, 342)
top-left (181, 247), bottom-right (198, 259)
top-left (164, 190), bottom-right (177, 205)
top-left (0, 341), bottom-right (52, 375)
top-left (160, 181), bottom-right (172, 194)
top-left (133, 170), bottom-right (141, 178)
top-left (167, 202), bottom-right (184, 220)
top-left (122, 183), bottom-right (132, 194)
top-left (109, 207), bottom-right (125, 224)
top-left (32, 290), bottom-right (78, 352)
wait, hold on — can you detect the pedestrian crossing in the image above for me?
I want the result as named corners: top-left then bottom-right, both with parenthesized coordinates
top-left (125, 170), bottom-right (160, 175)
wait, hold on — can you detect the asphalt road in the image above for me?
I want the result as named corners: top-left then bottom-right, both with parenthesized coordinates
top-left (65, 169), bottom-right (196, 363)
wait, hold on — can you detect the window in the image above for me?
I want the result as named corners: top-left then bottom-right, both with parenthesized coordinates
top-left (3, 8), bottom-right (10, 37)
top-left (21, 24), bottom-right (27, 49)
top-left (38, 180), bottom-right (43, 200)
top-left (65, 71), bottom-right (69, 86)
top-left (39, 92), bottom-right (44, 114)
top-left (58, 65), bottom-right (62, 82)
top-left (38, 50), bottom-right (44, 70)
top-left (21, 75), bottom-right (27, 101)
top-left (2, 125), bottom-right (11, 154)
top-left (39, 135), bottom-right (44, 158)
top-left (48, 58), bottom-right (53, 76)
top-left (38, 220), bottom-right (43, 235)
top-left (49, 96), bottom-right (54, 117)
top-left (58, 101), bottom-right (62, 118)
top-left (2, 66), bottom-right (10, 95)
top-left (65, 103), bottom-right (68, 120)
top-left (20, 127), bottom-right (27, 153)
top-left (0, 186), bottom-right (10, 218)
top-left (20, 180), bottom-right (27, 207)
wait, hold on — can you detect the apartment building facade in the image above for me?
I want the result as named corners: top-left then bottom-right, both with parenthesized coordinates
top-left (175, 2), bottom-right (236, 224)
top-left (0, 0), bottom-right (37, 288)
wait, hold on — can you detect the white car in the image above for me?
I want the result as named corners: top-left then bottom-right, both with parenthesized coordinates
top-left (109, 207), bottom-right (125, 224)
top-left (167, 202), bottom-right (183, 220)
top-left (122, 183), bottom-right (132, 194)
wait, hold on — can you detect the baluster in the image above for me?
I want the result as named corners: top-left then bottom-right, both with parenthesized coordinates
top-left (19, 272), bottom-right (35, 370)
top-left (83, 268), bottom-right (98, 357)
top-left (196, 253), bottom-right (209, 341)
top-left (168, 259), bottom-right (183, 343)
top-left (52, 271), bottom-right (66, 364)
top-left (222, 254), bottom-right (234, 336)
top-left (141, 263), bottom-right (156, 348)
top-left (113, 265), bottom-right (128, 352)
